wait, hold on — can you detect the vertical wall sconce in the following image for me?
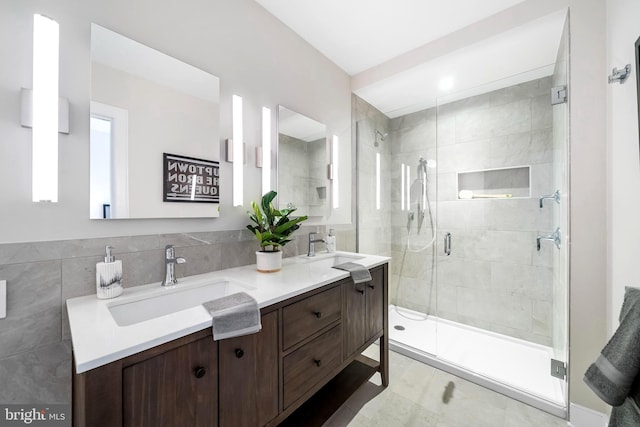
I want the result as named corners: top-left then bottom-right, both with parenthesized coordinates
top-left (261, 107), bottom-right (271, 195)
top-left (32, 14), bottom-right (59, 203)
top-left (375, 153), bottom-right (381, 210)
top-left (331, 135), bottom-right (339, 209)
top-left (232, 95), bottom-right (243, 207)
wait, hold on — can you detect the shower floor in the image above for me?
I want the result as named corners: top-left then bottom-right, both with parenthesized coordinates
top-left (388, 305), bottom-right (566, 418)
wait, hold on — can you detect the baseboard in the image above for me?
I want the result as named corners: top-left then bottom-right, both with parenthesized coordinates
top-left (569, 403), bottom-right (609, 427)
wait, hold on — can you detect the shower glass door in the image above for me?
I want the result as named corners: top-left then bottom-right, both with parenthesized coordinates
top-left (353, 96), bottom-right (440, 359)
top-left (434, 58), bottom-right (569, 413)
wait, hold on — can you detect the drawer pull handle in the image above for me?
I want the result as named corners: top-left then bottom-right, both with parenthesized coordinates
top-left (356, 289), bottom-right (365, 294)
top-left (314, 359), bottom-right (322, 367)
top-left (313, 311), bottom-right (322, 319)
top-left (235, 348), bottom-right (245, 359)
top-left (194, 367), bottom-right (206, 378)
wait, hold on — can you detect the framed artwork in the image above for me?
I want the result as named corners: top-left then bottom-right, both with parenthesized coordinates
top-left (163, 153), bottom-right (220, 203)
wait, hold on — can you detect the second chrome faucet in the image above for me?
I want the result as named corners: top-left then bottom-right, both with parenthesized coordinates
top-left (162, 245), bottom-right (186, 286)
top-left (308, 232), bottom-right (325, 257)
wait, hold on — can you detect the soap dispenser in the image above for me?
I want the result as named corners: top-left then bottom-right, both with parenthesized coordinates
top-left (96, 246), bottom-right (123, 299)
top-left (326, 229), bottom-right (336, 253)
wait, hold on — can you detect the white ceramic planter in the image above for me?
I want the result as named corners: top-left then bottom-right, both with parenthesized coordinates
top-left (255, 250), bottom-right (282, 273)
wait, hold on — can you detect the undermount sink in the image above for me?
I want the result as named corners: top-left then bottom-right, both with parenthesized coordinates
top-left (107, 279), bottom-right (255, 326)
top-left (306, 253), bottom-right (365, 269)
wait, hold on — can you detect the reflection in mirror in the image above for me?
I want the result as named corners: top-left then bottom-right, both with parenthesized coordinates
top-left (89, 24), bottom-right (220, 219)
top-left (277, 106), bottom-right (327, 217)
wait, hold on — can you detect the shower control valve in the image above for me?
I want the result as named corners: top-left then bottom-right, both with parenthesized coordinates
top-left (539, 190), bottom-right (560, 208)
top-left (536, 227), bottom-right (561, 251)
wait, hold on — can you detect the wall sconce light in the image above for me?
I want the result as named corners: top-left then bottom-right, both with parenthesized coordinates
top-left (401, 163), bottom-right (405, 211)
top-left (29, 14), bottom-right (61, 203)
top-left (376, 152), bottom-right (381, 210)
top-left (260, 107), bottom-right (271, 195)
top-left (232, 94), bottom-right (243, 207)
top-left (405, 164), bottom-right (411, 210)
top-left (331, 135), bottom-right (339, 209)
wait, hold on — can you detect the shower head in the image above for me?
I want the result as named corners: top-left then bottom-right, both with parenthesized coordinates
top-left (374, 130), bottom-right (388, 147)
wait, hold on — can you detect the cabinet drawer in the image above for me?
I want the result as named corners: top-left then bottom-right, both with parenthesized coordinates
top-left (283, 324), bottom-right (342, 408)
top-left (282, 285), bottom-right (341, 349)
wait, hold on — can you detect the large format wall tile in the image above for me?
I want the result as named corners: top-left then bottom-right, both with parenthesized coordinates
top-left (0, 261), bottom-right (61, 359)
top-left (0, 341), bottom-right (71, 404)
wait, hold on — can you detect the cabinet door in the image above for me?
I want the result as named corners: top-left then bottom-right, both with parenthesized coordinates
top-left (219, 311), bottom-right (278, 427)
top-left (123, 337), bottom-right (217, 427)
top-left (366, 266), bottom-right (385, 341)
top-left (343, 281), bottom-right (366, 358)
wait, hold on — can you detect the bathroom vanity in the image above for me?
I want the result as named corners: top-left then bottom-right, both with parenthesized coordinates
top-left (68, 252), bottom-right (389, 427)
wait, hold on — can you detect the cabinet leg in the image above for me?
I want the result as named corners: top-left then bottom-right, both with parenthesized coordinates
top-left (379, 335), bottom-right (389, 387)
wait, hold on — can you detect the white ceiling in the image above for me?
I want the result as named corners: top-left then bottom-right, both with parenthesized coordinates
top-left (356, 10), bottom-right (567, 117)
top-left (255, 0), bottom-right (526, 75)
top-left (256, 1), bottom-right (567, 118)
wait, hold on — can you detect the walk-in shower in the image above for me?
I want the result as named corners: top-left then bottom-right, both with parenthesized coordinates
top-left (355, 18), bottom-right (570, 417)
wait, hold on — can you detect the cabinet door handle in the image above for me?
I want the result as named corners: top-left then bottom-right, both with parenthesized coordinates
top-left (356, 289), bottom-right (364, 294)
top-left (235, 348), bottom-right (244, 359)
top-left (314, 359), bottom-right (322, 367)
top-left (313, 311), bottom-right (322, 319)
top-left (194, 367), bottom-right (206, 378)
top-left (367, 284), bottom-right (375, 289)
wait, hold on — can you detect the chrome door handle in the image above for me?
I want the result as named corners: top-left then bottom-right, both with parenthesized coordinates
top-left (444, 232), bottom-right (452, 256)
top-left (536, 227), bottom-right (561, 251)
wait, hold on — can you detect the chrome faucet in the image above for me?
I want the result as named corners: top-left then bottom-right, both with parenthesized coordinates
top-left (307, 232), bottom-right (325, 257)
top-left (162, 245), bottom-right (186, 286)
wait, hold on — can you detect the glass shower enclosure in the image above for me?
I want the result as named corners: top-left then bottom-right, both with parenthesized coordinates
top-left (355, 17), bottom-right (569, 417)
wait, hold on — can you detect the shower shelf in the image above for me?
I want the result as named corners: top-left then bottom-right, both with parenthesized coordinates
top-left (457, 165), bottom-right (530, 200)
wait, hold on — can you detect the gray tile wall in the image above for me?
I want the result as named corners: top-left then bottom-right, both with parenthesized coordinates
top-left (0, 226), bottom-right (322, 405)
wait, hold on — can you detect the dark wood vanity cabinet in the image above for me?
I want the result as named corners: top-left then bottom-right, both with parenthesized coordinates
top-left (73, 311), bottom-right (278, 427)
top-left (73, 263), bottom-right (388, 427)
top-left (219, 310), bottom-right (278, 427)
top-left (343, 265), bottom-right (385, 358)
top-left (123, 337), bottom-right (218, 427)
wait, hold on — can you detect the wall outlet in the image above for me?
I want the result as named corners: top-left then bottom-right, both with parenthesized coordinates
top-left (0, 280), bottom-right (6, 319)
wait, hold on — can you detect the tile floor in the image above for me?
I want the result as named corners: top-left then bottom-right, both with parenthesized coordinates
top-left (322, 348), bottom-right (569, 427)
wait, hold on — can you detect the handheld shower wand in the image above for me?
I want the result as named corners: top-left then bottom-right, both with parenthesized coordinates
top-left (416, 158), bottom-right (428, 234)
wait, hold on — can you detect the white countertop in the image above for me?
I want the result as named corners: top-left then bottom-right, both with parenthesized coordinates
top-left (67, 251), bottom-right (390, 374)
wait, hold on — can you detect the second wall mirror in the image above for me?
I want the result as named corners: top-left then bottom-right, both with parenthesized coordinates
top-left (277, 106), bottom-right (327, 217)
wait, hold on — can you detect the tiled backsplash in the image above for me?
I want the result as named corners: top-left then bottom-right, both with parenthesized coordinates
top-left (0, 226), bottom-right (324, 404)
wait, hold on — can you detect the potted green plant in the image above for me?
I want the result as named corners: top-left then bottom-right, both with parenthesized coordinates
top-left (247, 191), bottom-right (308, 272)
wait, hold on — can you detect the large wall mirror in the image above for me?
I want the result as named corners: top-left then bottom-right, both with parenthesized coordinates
top-left (89, 24), bottom-right (221, 219)
top-left (277, 106), bottom-right (327, 217)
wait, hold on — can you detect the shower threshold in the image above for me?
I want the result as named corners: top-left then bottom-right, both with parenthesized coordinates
top-left (387, 305), bottom-right (567, 419)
